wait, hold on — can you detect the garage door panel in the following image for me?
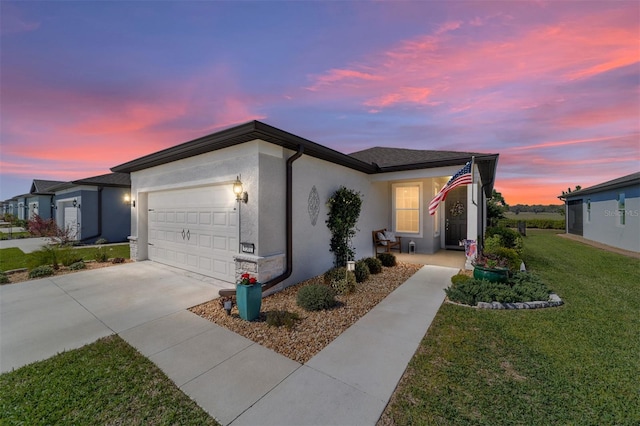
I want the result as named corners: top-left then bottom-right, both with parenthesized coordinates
top-left (148, 186), bottom-right (237, 282)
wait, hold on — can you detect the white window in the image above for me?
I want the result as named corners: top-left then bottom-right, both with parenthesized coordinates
top-left (618, 193), bottom-right (625, 225)
top-left (393, 183), bottom-right (422, 235)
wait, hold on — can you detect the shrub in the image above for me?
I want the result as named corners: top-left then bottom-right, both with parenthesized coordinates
top-left (483, 235), bottom-right (503, 254)
top-left (27, 246), bottom-right (60, 270)
top-left (445, 272), bottom-right (552, 306)
top-left (266, 310), bottom-right (301, 329)
top-left (364, 257), bottom-right (383, 274)
top-left (297, 284), bottom-right (337, 311)
top-left (486, 226), bottom-right (523, 254)
top-left (324, 267), bottom-right (356, 294)
top-left (485, 246), bottom-right (522, 272)
top-left (58, 247), bottom-right (83, 267)
top-left (29, 265), bottom-right (55, 279)
top-left (377, 252), bottom-right (397, 267)
top-left (451, 273), bottom-right (473, 286)
top-left (354, 260), bottom-right (370, 283)
top-left (94, 247), bottom-right (109, 262)
top-left (69, 261), bottom-right (86, 270)
top-left (111, 257), bottom-right (125, 264)
top-left (326, 187), bottom-right (363, 267)
top-left (95, 238), bottom-right (109, 245)
top-left (0, 272), bottom-right (9, 284)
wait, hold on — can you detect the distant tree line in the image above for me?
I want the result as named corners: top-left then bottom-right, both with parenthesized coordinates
top-left (509, 204), bottom-right (564, 215)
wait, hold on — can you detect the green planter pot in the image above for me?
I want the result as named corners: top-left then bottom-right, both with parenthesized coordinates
top-left (473, 265), bottom-right (509, 283)
top-left (236, 283), bottom-right (262, 321)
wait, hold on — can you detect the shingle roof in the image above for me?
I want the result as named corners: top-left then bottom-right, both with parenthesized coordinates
top-left (30, 179), bottom-right (66, 194)
top-left (72, 172), bottom-right (130, 187)
top-left (348, 146), bottom-right (495, 169)
top-left (561, 172), bottom-right (640, 198)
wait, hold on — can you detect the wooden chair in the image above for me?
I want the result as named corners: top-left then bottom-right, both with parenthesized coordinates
top-left (372, 228), bottom-right (402, 254)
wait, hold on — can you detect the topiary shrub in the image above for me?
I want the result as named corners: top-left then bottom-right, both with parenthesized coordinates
top-left (377, 252), bottom-right (397, 267)
top-left (266, 310), bottom-right (301, 330)
top-left (297, 284), bottom-right (337, 311)
top-left (354, 259), bottom-right (370, 283)
top-left (29, 265), bottom-right (55, 279)
top-left (0, 272), bottom-right (9, 284)
top-left (69, 261), bottom-right (86, 270)
top-left (364, 257), bottom-right (383, 274)
top-left (326, 187), bottom-right (363, 267)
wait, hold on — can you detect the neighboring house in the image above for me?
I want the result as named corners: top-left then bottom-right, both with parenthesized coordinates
top-left (8, 194), bottom-right (30, 221)
top-left (560, 172), bottom-right (640, 253)
top-left (26, 180), bottom-right (66, 220)
top-left (112, 121), bottom-right (498, 289)
top-left (51, 172), bottom-right (131, 243)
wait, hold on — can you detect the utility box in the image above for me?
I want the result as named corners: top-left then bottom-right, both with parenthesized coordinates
top-left (409, 240), bottom-right (416, 254)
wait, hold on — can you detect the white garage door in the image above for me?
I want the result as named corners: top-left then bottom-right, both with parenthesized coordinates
top-left (148, 185), bottom-right (237, 282)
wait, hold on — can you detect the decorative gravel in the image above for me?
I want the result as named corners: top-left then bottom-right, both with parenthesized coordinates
top-left (190, 262), bottom-right (423, 364)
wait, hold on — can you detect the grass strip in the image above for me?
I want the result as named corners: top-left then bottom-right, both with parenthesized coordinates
top-left (0, 335), bottom-right (219, 425)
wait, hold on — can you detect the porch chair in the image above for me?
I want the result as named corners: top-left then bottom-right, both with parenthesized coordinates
top-left (372, 228), bottom-right (402, 254)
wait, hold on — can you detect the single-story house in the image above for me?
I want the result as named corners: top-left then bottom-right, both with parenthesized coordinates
top-left (112, 121), bottom-right (498, 291)
top-left (560, 172), bottom-right (639, 253)
top-left (26, 180), bottom-right (66, 221)
top-left (5, 194), bottom-right (30, 221)
top-left (51, 172), bottom-right (131, 244)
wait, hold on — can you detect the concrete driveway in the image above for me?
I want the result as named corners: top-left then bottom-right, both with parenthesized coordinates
top-left (0, 261), bottom-right (226, 373)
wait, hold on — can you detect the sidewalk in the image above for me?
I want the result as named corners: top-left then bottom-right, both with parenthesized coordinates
top-left (120, 264), bottom-right (458, 426)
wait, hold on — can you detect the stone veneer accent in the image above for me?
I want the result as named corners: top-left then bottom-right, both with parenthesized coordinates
top-left (127, 236), bottom-right (138, 261)
top-left (234, 253), bottom-right (285, 284)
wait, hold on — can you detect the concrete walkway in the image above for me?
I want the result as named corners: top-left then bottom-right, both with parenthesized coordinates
top-left (1, 261), bottom-right (458, 426)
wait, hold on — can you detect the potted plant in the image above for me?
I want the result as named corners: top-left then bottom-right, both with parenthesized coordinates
top-left (236, 273), bottom-right (262, 321)
top-left (472, 253), bottom-right (510, 283)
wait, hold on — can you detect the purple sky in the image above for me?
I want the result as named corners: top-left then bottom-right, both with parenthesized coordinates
top-left (1, 1), bottom-right (638, 204)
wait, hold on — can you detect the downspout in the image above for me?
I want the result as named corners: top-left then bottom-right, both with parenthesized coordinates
top-left (80, 187), bottom-right (103, 243)
top-left (219, 145), bottom-right (304, 297)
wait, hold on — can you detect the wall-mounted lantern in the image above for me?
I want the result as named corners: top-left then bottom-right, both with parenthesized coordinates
top-left (233, 176), bottom-right (248, 203)
top-left (72, 199), bottom-right (80, 208)
top-left (123, 193), bottom-right (135, 207)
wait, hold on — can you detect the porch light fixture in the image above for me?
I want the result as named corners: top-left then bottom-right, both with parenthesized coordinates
top-left (233, 176), bottom-right (248, 203)
top-left (123, 193), bottom-right (135, 207)
top-left (72, 199), bottom-right (80, 208)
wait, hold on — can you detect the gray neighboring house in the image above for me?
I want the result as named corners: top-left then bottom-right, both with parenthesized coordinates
top-left (112, 121), bottom-right (498, 289)
top-left (51, 172), bottom-right (131, 244)
top-left (26, 180), bottom-right (66, 220)
top-left (560, 172), bottom-right (640, 253)
top-left (4, 194), bottom-right (29, 220)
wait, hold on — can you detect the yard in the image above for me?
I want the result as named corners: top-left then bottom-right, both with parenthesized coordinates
top-left (379, 230), bottom-right (639, 425)
top-left (1, 231), bottom-right (637, 424)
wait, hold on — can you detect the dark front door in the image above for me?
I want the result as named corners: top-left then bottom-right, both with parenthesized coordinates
top-left (567, 199), bottom-right (583, 235)
top-left (445, 186), bottom-right (467, 250)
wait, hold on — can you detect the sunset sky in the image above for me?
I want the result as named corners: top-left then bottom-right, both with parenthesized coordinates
top-left (1, 1), bottom-right (638, 205)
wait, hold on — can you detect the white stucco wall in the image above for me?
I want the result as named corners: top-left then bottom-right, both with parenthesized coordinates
top-left (581, 187), bottom-right (640, 252)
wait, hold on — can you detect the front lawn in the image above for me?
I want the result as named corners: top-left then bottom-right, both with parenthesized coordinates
top-left (0, 335), bottom-right (219, 425)
top-left (0, 244), bottom-right (130, 272)
top-left (380, 230), bottom-right (640, 425)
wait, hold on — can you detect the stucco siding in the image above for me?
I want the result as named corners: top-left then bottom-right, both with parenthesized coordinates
top-left (580, 185), bottom-right (640, 252)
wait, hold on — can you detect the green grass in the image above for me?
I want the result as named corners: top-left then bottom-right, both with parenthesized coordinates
top-left (0, 231), bottom-right (31, 240)
top-left (381, 229), bottom-right (640, 425)
top-left (0, 335), bottom-right (219, 425)
top-left (0, 244), bottom-right (130, 272)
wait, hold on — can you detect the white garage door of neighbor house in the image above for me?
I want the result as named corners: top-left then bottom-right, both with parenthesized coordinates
top-left (148, 186), bottom-right (238, 282)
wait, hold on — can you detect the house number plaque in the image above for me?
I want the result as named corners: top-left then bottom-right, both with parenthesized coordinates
top-left (240, 242), bottom-right (255, 254)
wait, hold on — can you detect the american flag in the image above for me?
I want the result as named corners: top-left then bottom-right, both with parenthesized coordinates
top-left (428, 161), bottom-right (473, 216)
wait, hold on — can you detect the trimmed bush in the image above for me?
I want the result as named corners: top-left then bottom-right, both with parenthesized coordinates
top-left (324, 267), bottom-right (356, 294)
top-left (377, 252), bottom-right (397, 267)
top-left (29, 265), bottom-right (55, 279)
top-left (451, 273), bottom-right (473, 286)
top-left (0, 272), bottom-right (9, 284)
top-left (266, 310), bottom-right (301, 329)
top-left (69, 261), bottom-right (86, 271)
top-left (486, 226), bottom-right (523, 254)
top-left (364, 257), bottom-right (383, 274)
top-left (489, 247), bottom-right (521, 272)
top-left (354, 260), bottom-right (370, 283)
top-left (297, 284), bottom-right (337, 311)
top-left (445, 272), bottom-right (552, 305)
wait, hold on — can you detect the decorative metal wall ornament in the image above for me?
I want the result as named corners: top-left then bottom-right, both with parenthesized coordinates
top-left (308, 185), bottom-right (320, 226)
top-left (450, 200), bottom-right (465, 217)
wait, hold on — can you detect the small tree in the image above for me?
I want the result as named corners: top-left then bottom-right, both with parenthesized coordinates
top-left (326, 187), bottom-right (362, 267)
top-left (27, 215), bottom-right (74, 245)
top-left (487, 189), bottom-right (509, 226)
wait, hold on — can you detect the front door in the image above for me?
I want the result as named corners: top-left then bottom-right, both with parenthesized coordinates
top-left (445, 186), bottom-right (467, 250)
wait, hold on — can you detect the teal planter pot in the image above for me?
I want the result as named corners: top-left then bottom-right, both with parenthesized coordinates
top-left (236, 283), bottom-right (262, 321)
top-left (473, 265), bottom-right (509, 283)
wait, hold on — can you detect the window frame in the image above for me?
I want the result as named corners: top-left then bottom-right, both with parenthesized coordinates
top-left (392, 182), bottom-right (423, 237)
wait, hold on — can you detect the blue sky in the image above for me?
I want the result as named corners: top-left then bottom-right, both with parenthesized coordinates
top-left (1, 1), bottom-right (638, 204)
